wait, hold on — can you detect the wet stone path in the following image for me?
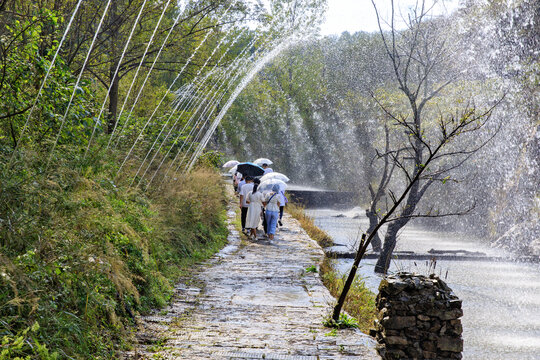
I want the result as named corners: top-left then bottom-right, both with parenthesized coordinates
top-left (123, 192), bottom-right (379, 360)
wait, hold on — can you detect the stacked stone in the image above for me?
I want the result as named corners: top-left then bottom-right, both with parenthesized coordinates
top-left (370, 272), bottom-right (463, 359)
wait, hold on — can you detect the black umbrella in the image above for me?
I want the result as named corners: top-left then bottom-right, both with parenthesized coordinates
top-left (236, 162), bottom-right (265, 177)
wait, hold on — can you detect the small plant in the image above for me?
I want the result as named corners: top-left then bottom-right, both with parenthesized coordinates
top-left (324, 328), bottom-right (338, 337)
top-left (305, 265), bottom-right (318, 273)
top-left (323, 313), bottom-right (359, 329)
top-left (0, 322), bottom-right (59, 359)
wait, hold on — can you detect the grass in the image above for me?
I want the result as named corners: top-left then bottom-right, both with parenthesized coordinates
top-left (287, 203), bottom-right (334, 247)
top-left (287, 202), bottom-right (377, 333)
top-left (323, 313), bottom-right (359, 329)
top-left (320, 257), bottom-right (377, 333)
top-left (0, 148), bottom-right (229, 359)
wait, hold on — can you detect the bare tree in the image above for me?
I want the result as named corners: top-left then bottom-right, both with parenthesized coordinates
top-left (330, 0), bottom-right (501, 322)
top-left (364, 123), bottom-right (398, 253)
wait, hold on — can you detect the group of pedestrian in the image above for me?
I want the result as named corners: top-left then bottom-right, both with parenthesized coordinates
top-left (234, 163), bottom-right (288, 241)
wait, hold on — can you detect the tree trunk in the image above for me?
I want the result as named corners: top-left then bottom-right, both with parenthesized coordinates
top-left (374, 173), bottom-right (421, 274)
top-left (366, 209), bottom-right (382, 252)
top-left (374, 220), bottom-right (403, 274)
top-left (107, 0), bottom-right (119, 134)
top-left (107, 72), bottom-right (119, 134)
top-left (9, 120), bottom-right (17, 149)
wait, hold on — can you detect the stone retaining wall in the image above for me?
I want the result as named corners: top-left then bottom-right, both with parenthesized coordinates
top-left (370, 272), bottom-right (463, 359)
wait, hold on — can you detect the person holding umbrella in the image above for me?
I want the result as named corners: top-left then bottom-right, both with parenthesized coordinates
top-left (262, 163), bottom-right (273, 174)
top-left (263, 184), bottom-right (281, 240)
top-left (245, 179), bottom-right (264, 240)
top-left (239, 176), bottom-right (254, 233)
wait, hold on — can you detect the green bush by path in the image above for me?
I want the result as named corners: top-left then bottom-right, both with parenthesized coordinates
top-left (0, 151), bottom-right (228, 359)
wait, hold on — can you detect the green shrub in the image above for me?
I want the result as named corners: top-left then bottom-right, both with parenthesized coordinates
top-left (0, 151), bottom-right (228, 358)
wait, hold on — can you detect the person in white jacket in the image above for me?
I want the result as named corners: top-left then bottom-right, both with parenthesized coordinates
top-left (245, 180), bottom-right (265, 240)
top-left (239, 176), bottom-right (254, 232)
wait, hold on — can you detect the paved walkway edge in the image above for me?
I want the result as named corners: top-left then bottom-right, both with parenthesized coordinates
top-left (123, 188), bottom-right (379, 359)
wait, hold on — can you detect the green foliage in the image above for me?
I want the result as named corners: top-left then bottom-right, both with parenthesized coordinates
top-left (319, 258), bottom-right (377, 333)
top-left (0, 321), bottom-right (59, 360)
top-left (194, 150), bottom-right (224, 169)
top-left (324, 328), bottom-right (338, 337)
top-left (305, 265), bottom-right (318, 273)
top-left (323, 313), bottom-right (359, 329)
top-left (0, 151), bottom-right (228, 359)
top-left (0, 0), bottom-right (267, 161)
top-left (0, 6), bottom-right (98, 152)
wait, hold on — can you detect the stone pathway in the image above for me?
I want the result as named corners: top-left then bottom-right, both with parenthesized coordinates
top-left (123, 192), bottom-right (379, 360)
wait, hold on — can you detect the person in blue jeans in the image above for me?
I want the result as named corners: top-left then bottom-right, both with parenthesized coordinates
top-left (263, 184), bottom-right (281, 240)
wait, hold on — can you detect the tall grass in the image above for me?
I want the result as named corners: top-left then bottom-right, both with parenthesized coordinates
top-left (320, 258), bottom-right (377, 333)
top-left (0, 150), bottom-right (228, 359)
top-left (287, 203), bottom-right (333, 247)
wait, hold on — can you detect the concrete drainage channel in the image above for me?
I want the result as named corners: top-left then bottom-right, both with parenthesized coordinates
top-left (215, 351), bottom-right (317, 359)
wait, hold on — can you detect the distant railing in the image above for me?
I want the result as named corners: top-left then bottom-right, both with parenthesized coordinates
top-left (287, 186), bottom-right (358, 209)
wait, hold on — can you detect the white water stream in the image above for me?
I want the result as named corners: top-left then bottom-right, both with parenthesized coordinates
top-left (10, 0), bottom-right (84, 167)
top-left (307, 207), bottom-right (540, 360)
top-left (85, 0), bottom-right (150, 157)
top-left (108, 0), bottom-right (172, 149)
top-left (47, 0), bottom-right (113, 167)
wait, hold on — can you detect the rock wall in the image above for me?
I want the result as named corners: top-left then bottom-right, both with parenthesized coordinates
top-left (370, 272), bottom-right (463, 359)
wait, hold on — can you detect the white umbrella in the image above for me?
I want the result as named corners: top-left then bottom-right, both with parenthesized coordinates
top-left (228, 165), bottom-right (238, 174)
top-left (222, 160), bottom-right (240, 168)
top-left (259, 179), bottom-right (287, 193)
top-left (260, 172), bottom-right (290, 183)
top-left (253, 158), bottom-right (273, 166)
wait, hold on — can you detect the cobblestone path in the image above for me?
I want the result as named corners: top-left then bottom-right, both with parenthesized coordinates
top-left (123, 192), bottom-right (379, 360)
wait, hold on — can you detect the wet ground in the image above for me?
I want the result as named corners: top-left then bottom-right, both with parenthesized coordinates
top-left (122, 193), bottom-right (379, 359)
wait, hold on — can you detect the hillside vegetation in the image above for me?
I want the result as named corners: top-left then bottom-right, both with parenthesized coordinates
top-left (0, 155), bottom-right (228, 359)
top-left (0, 1), bottom-right (322, 357)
